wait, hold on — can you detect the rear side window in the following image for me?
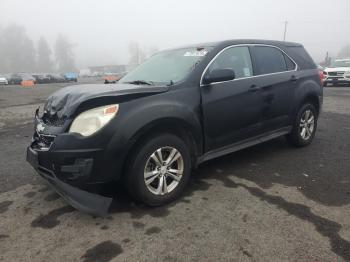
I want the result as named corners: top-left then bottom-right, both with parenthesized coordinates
top-left (286, 46), bottom-right (316, 70)
top-left (253, 46), bottom-right (287, 75)
top-left (208, 46), bottom-right (253, 79)
top-left (284, 54), bottom-right (296, 71)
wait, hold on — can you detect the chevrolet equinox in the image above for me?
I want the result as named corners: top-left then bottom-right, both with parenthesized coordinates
top-left (27, 39), bottom-right (323, 215)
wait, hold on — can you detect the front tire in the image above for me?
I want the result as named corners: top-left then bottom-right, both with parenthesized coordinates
top-left (125, 134), bottom-right (191, 206)
top-left (286, 103), bottom-right (318, 147)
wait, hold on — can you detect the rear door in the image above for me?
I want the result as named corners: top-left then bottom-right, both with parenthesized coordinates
top-left (250, 45), bottom-right (298, 132)
top-left (201, 46), bottom-right (263, 151)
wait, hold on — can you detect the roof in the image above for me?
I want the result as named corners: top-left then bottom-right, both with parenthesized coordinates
top-left (171, 39), bottom-right (302, 50)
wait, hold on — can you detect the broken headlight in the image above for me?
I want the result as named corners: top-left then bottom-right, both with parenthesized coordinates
top-left (69, 104), bottom-right (119, 136)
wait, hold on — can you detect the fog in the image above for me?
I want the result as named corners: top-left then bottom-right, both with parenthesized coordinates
top-left (0, 0), bottom-right (349, 70)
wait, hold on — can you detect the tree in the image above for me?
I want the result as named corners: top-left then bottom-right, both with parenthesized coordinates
top-left (338, 44), bottom-right (350, 59)
top-left (21, 37), bottom-right (36, 72)
top-left (54, 34), bottom-right (76, 72)
top-left (37, 37), bottom-right (53, 72)
top-left (0, 24), bottom-right (36, 73)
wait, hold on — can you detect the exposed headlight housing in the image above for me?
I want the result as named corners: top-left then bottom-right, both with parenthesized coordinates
top-left (69, 104), bottom-right (119, 136)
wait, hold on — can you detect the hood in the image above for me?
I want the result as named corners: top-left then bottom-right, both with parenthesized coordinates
top-left (44, 83), bottom-right (169, 118)
top-left (324, 67), bottom-right (350, 72)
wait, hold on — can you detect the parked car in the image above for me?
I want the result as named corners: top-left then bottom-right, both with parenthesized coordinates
top-left (0, 75), bottom-right (8, 85)
top-left (63, 72), bottom-right (78, 82)
top-left (323, 59), bottom-right (350, 87)
top-left (103, 73), bottom-right (121, 84)
top-left (7, 73), bottom-right (36, 85)
top-left (32, 74), bottom-right (51, 84)
top-left (7, 74), bottom-right (24, 85)
top-left (26, 39), bottom-right (323, 216)
top-left (19, 73), bottom-right (36, 81)
top-left (47, 73), bottom-right (66, 83)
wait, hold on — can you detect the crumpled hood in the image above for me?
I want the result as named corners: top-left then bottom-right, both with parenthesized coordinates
top-left (44, 83), bottom-right (168, 118)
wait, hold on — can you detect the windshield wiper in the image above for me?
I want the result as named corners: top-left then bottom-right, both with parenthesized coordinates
top-left (125, 80), bottom-right (154, 85)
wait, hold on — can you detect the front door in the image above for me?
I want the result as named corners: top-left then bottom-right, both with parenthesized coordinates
top-left (200, 46), bottom-right (263, 151)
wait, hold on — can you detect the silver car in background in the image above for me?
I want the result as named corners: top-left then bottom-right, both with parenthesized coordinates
top-left (0, 75), bottom-right (8, 85)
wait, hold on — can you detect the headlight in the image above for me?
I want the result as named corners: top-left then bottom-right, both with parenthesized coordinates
top-left (69, 104), bottom-right (119, 136)
top-left (323, 71), bottom-right (328, 75)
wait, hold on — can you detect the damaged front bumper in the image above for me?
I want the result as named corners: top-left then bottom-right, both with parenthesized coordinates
top-left (25, 109), bottom-right (116, 216)
top-left (26, 146), bottom-right (112, 216)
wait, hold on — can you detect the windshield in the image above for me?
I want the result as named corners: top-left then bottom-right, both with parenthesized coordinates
top-left (330, 60), bottom-right (350, 68)
top-left (120, 47), bottom-right (212, 85)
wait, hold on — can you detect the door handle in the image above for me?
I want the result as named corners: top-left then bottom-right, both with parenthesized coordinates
top-left (290, 75), bottom-right (299, 82)
top-left (249, 84), bottom-right (260, 92)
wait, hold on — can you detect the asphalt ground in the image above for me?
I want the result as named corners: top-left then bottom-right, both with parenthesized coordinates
top-left (0, 81), bottom-right (349, 262)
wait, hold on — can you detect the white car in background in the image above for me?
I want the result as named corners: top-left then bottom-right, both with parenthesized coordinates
top-left (0, 75), bottom-right (8, 85)
top-left (323, 59), bottom-right (350, 87)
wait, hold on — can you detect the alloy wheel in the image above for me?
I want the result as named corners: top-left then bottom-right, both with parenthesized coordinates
top-left (299, 109), bottom-right (315, 140)
top-left (144, 146), bottom-right (184, 195)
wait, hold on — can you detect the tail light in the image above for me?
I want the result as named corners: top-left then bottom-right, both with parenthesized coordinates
top-left (318, 70), bottom-right (324, 86)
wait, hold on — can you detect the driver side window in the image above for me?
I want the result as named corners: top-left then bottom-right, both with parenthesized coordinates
top-left (208, 46), bottom-right (253, 80)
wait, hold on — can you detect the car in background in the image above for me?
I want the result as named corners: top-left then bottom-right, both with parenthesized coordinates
top-left (103, 73), bottom-right (122, 84)
top-left (19, 73), bottom-right (36, 83)
top-left (63, 72), bottom-right (78, 82)
top-left (323, 59), bottom-right (350, 87)
top-left (7, 74), bottom-right (23, 85)
top-left (8, 73), bottom-right (36, 85)
top-left (6, 73), bottom-right (36, 85)
top-left (0, 75), bottom-right (8, 85)
top-left (47, 73), bottom-right (66, 83)
top-left (33, 74), bottom-right (51, 84)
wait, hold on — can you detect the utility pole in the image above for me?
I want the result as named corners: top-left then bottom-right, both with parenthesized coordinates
top-left (283, 21), bottom-right (288, 41)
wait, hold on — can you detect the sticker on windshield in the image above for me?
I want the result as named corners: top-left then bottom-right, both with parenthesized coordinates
top-left (184, 50), bottom-right (208, 57)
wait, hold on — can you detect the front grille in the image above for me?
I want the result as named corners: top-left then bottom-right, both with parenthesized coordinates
top-left (32, 132), bottom-right (56, 150)
top-left (328, 71), bottom-right (344, 76)
top-left (42, 113), bottom-right (66, 127)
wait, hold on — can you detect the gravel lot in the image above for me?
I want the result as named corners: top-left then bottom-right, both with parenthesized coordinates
top-left (0, 81), bottom-right (349, 262)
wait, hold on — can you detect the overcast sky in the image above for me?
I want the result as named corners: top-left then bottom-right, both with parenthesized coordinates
top-left (1, 0), bottom-right (349, 68)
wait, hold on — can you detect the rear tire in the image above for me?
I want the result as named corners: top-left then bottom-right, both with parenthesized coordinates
top-left (124, 133), bottom-right (191, 206)
top-left (286, 103), bottom-right (318, 147)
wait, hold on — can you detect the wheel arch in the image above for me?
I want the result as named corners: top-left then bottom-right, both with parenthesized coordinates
top-left (123, 117), bottom-right (203, 172)
top-left (292, 78), bottom-right (322, 121)
top-left (300, 93), bottom-right (320, 115)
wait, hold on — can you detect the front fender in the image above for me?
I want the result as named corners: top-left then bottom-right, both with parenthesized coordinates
top-left (109, 101), bottom-right (202, 151)
top-left (104, 87), bottom-right (202, 179)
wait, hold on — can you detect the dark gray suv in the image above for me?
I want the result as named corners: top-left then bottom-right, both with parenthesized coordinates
top-left (27, 39), bottom-right (323, 215)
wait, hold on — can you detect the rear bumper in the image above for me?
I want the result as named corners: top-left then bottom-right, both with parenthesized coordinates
top-left (26, 146), bottom-right (112, 216)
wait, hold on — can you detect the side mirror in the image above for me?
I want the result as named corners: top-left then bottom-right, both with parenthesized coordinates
top-left (203, 68), bottom-right (235, 85)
